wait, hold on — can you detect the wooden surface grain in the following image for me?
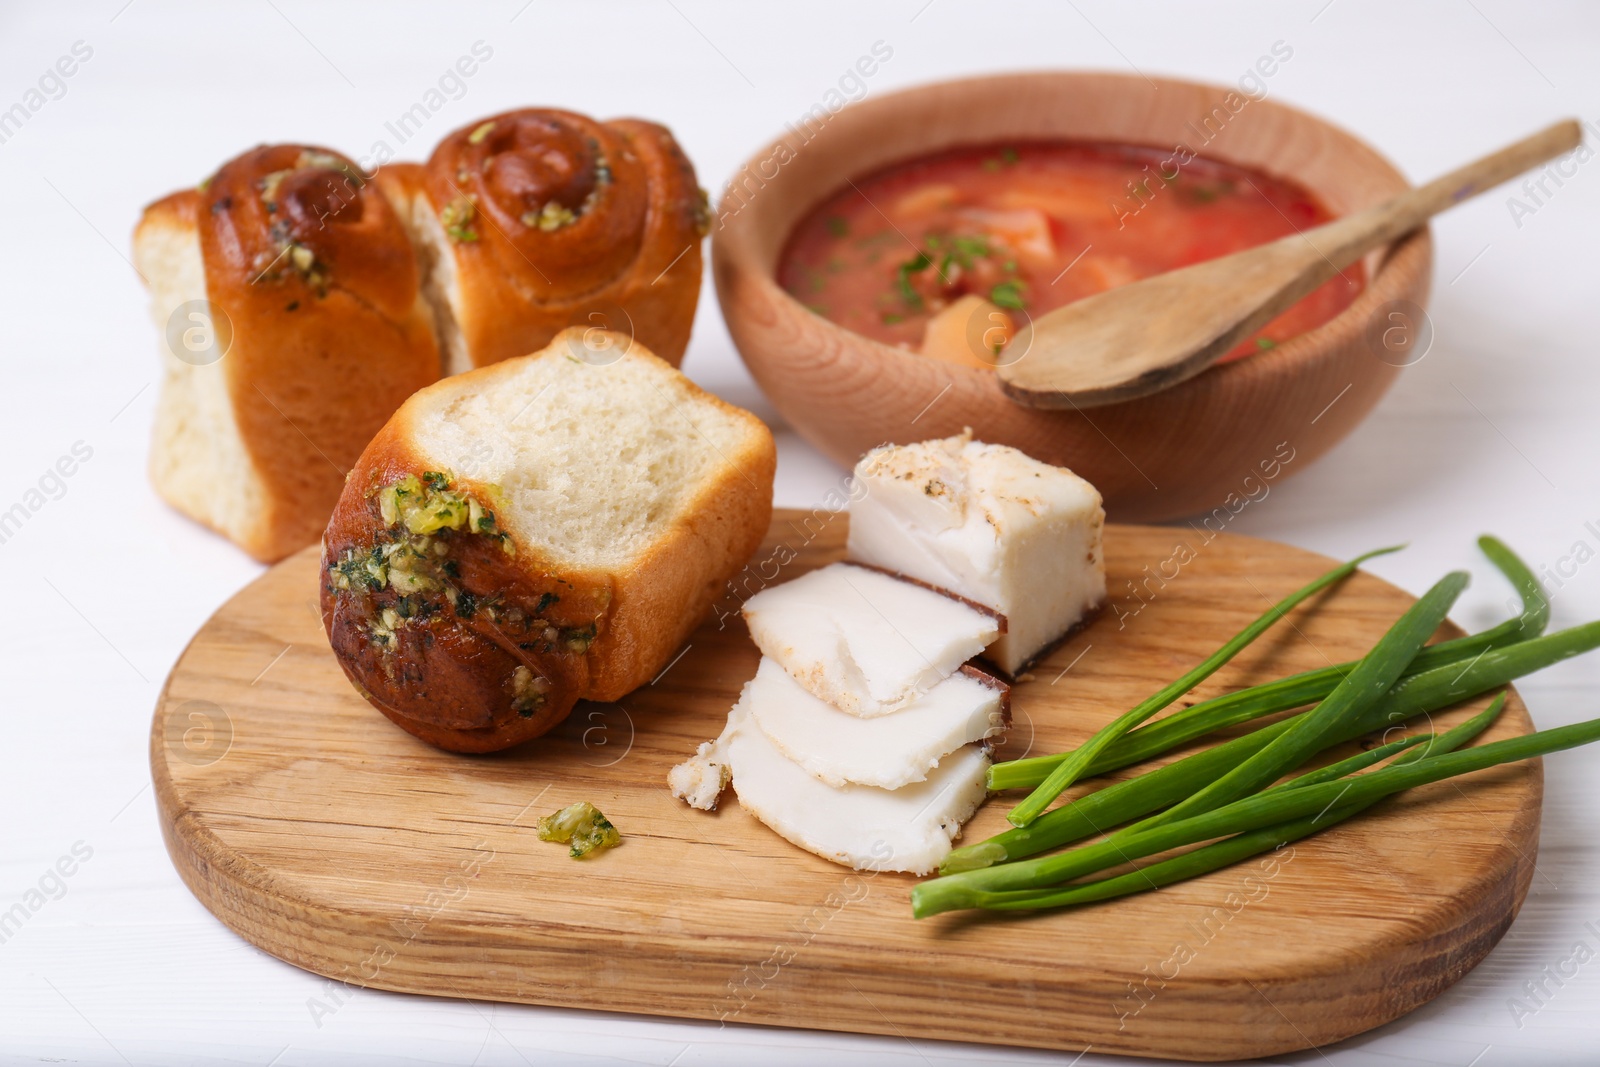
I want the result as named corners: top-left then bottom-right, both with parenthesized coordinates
top-left (150, 511), bottom-right (1541, 1062)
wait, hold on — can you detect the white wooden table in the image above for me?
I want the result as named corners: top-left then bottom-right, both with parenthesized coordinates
top-left (2, 1), bottom-right (1597, 1063)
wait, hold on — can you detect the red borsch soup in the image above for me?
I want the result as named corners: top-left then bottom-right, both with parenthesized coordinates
top-left (779, 142), bottom-right (1364, 369)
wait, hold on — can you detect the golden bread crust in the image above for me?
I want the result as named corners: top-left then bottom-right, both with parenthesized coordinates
top-left (137, 145), bottom-right (440, 562)
top-left (320, 330), bottom-right (774, 752)
top-left (404, 109), bottom-right (705, 369)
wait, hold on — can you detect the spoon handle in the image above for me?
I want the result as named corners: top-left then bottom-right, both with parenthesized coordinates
top-left (1309, 119), bottom-right (1582, 267)
top-left (996, 118), bottom-right (1585, 411)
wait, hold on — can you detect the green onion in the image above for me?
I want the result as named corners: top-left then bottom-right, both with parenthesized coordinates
top-left (989, 535), bottom-right (1547, 792)
top-left (948, 714), bottom-right (1299, 874)
top-left (1126, 571), bottom-right (1468, 832)
top-left (936, 235), bottom-right (991, 282)
top-left (895, 251), bottom-right (931, 308)
top-left (1005, 547), bottom-right (1403, 827)
top-left (1269, 731), bottom-right (1434, 788)
top-left (1287, 696), bottom-right (1501, 789)
top-left (989, 280), bottom-right (1026, 310)
top-left (913, 693), bottom-right (1597, 918)
top-left (953, 234), bottom-right (990, 260)
top-left (926, 699), bottom-right (1502, 915)
top-left (942, 619), bottom-right (1600, 873)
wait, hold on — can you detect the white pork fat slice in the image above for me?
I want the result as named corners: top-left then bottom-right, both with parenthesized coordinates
top-left (745, 656), bottom-right (1006, 789)
top-left (666, 741), bottom-right (731, 811)
top-left (741, 562), bottom-right (1000, 716)
top-left (847, 432), bottom-right (1106, 675)
top-left (720, 699), bottom-right (990, 874)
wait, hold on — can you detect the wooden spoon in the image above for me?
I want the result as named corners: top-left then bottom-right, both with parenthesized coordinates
top-left (996, 119), bottom-right (1583, 410)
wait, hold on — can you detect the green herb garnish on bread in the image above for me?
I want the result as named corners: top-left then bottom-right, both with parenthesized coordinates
top-left (320, 327), bottom-right (775, 753)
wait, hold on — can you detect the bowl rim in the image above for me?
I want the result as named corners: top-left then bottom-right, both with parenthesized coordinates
top-left (712, 68), bottom-right (1432, 410)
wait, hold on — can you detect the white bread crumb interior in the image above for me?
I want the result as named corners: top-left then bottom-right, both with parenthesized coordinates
top-left (407, 332), bottom-right (761, 570)
top-left (134, 212), bottom-right (271, 551)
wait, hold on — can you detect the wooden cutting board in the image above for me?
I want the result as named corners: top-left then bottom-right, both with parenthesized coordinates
top-left (151, 512), bottom-right (1540, 1061)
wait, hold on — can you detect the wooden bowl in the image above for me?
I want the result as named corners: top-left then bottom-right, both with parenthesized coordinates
top-left (712, 72), bottom-right (1432, 521)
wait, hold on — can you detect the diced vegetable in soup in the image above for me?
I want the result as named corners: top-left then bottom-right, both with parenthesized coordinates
top-left (778, 142), bottom-right (1364, 368)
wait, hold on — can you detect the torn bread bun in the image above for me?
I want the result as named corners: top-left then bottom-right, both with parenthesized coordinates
top-left (746, 657), bottom-right (1007, 789)
top-left (741, 562), bottom-right (1001, 717)
top-left (676, 696), bottom-right (991, 875)
top-left (377, 109), bottom-right (706, 375)
top-left (320, 328), bottom-right (775, 752)
top-left (135, 145), bottom-right (440, 562)
top-left (848, 432), bottom-right (1106, 675)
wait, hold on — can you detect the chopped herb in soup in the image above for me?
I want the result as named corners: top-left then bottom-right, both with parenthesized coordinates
top-left (779, 142), bottom-right (1364, 369)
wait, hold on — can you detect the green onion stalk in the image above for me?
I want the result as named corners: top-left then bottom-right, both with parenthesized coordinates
top-left (1005, 546), bottom-right (1404, 827)
top-left (941, 619), bottom-right (1600, 874)
top-left (915, 698), bottom-right (1504, 916)
top-left (990, 536), bottom-right (1548, 792)
top-left (1122, 570), bottom-right (1470, 832)
top-left (911, 694), bottom-right (1600, 919)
